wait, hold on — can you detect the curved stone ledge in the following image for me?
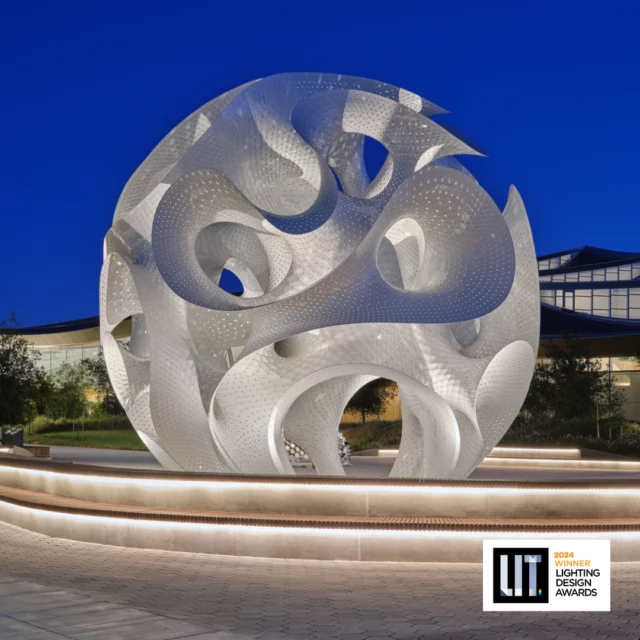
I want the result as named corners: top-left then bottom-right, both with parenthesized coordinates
top-left (481, 457), bottom-right (640, 471)
top-left (2, 484), bottom-right (640, 532)
top-left (2, 456), bottom-right (640, 521)
top-left (1, 488), bottom-right (640, 562)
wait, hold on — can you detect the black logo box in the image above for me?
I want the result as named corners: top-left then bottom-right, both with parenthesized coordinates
top-left (492, 548), bottom-right (550, 604)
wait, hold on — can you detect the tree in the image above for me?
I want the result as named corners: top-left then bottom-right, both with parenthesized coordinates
top-left (597, 365), bottom-right (626, 426)
top-left (45, 362), bottom-right (89, 419)
top-left (542, 339), bottom-right (605, 420)
top-left (520, 360), bottom-right (554, 423)
top-left (0, 314), bottom-right (47, 426)
top-left (25, 368), bottom-right (54, 424)
top-left (345, 378), bottom-right (397, 424)
top-left (520, 337), bottom-right (626, 433)
top-left (80, 348), bottom-right (124, 415)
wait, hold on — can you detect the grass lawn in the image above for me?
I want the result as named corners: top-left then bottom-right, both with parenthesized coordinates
top-left (25, 429), bottom-right (147, 451)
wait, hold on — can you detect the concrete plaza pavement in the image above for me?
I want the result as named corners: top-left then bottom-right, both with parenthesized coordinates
top-left (48, 446), bottom-right (163, 470)
top-left (1, 521), bottom-right (640, 639)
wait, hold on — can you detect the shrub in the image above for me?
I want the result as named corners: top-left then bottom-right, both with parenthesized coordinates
top-left (608, 433), bottom-right (640, 455)
top-left (622, 422), bottom-right (640, 435)
top-left (500, 424), bottom-right (640, 458)
top-left (29, 414), bottom-right (133, 434)
top-left (341, 419), bottom-right (401, 452)
top-left (510, 415), bottom-right (600, 439)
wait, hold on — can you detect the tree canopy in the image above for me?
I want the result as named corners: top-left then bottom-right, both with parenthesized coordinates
top-left (345, 378), bottom-right (397, 424)
top-left (44, 362), bottom-right (89, 420)
top-left (522, 337), bottom-right (625, 425)
top-left (0, 314), bottom-right (49, 426)
top-left (80, 348), bottom-right (124, 415)
top-left (0, 318), bottom-right (127, 426)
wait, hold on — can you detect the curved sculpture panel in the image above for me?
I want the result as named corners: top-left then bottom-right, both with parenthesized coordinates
top-left (100, 73), bottom-right (539, 478)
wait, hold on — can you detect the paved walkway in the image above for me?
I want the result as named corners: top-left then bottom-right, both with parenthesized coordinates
top-left (0, 522), bottom-right (639, 639)
top-left (49, 446), bottom-right (163, 470)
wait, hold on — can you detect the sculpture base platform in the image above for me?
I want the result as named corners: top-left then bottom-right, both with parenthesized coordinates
top-left (1, 455), bottom-right (640, 563)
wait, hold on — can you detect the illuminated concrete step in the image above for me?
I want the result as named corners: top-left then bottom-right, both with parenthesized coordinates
top-left (2, 484), bottom-right (640, 531)
top-left (2, 457), bottom-right (640, 561)
top-left (358, 446), bottom-right (583, 460)
top-left (480, 457), bottom-right (640, 470)
top-left (2, 483), bottom-right (640, 562)
top-left (488, 447), bottom-right (582, 460)
top-left (3, 455), bottom-right (640, 520)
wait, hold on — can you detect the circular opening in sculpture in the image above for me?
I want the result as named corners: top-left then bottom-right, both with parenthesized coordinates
top-left (218, 267), bottom-right (244, 296)
top-left (450, 318), bottom-right (481, 346)
top-left (273, 332), bottom-right (320, 358)
top-left (327, 136), bottom-right (394, 200)
top-left (329, 167), bottom-right (344, 193)
top-left (363, 136), bottom-right (389, 181)
top-left (194, 222), bottom-right (293, 299)
top-left (277, 372), bottom-right (396, 476)
top-left (343, 377), bottom-right (398, 426)
top-left (375, 218), bottom-right (426, 290)
top-left (271, 363), bottom-right (461, 479)
top-left (111, 316), bottom-right (133, 348)
top-left (364, 137), bottom-right (394, 199)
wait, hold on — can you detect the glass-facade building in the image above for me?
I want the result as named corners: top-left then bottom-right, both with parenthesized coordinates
top-left (12, 317), bottom-right (129, 374)
top-left (539, 249), bottom-right (640, 321)
top-left (37, 344), bottom-right (101, 373)
top-left (538, 246), bottom-right (640, 419)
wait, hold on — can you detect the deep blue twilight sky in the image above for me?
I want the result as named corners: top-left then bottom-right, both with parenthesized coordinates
top-left (1, 1), bottom-right (639, 326)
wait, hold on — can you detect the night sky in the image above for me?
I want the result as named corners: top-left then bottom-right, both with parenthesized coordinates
top-left (1, 0), bottom-right (639, 326)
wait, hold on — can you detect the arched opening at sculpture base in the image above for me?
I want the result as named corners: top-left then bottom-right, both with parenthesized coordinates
top-left (340, 377), bottom-right (400, 454)
top-left (273, 365), bottom-right (462, 480)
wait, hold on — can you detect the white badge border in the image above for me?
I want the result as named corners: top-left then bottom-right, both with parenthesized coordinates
top-left (483, 539), bottom-right (610, 612)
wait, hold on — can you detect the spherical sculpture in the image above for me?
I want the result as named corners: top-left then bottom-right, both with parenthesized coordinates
top-left (100, 73), bottom-right (539, 478)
